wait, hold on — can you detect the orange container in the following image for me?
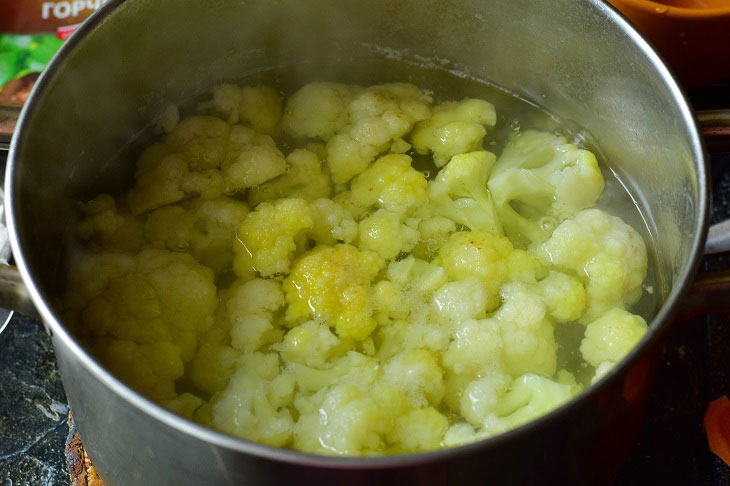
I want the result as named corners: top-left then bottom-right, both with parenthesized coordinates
top-left (607, 0), bottom-right (730, 87)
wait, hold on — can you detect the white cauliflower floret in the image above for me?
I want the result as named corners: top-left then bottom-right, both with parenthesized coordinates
top-left (580, 308), bottom-right (648, 367)
top-left (210, 353), bottom-right (294, 447)
top-left (459, 373), bottom-right (512, 426)
top-left (166, 116), bottom-right (229, 170)
top-left (76, 194), bottom-right (143, 252)
top-left (247, 149), bottom-right (331, 206)
top-left (235, 198), bottom-right (314, 277)
top-left (309, 198), bottom-right (358, 245)
top-left (495, 283), bottom-right (557, 378)
top-left (488, 130), bottom-right (605, 246)
top-left (437, 230), bottom-right (514, 311)
top-left (291, 351), bottom-right (379, 394)
top-left (422, 151), bottom-right (502, 235)
top-left (144, 197), bottom-right (249, 274)
top-left (532, 208), bottom-right (648, 322)
top-left (284, 244), bottom-right (384, 340)
top-left (381, 349), bottom-right (444, 408)
top-left (431, 277), bottom-right (489, 324)
top-left (124, 146), bottom-right (223, 215)
top-left (283, 82), bottom-right (362, 140)
top-left (294, 384), bottom-right (388, 455)
top-left (211, 84), bottom-right (282, 134)
top-left (279, 320), bottom-right (344, 368)
top-left (443, 318), bottom-right (503, 377)
top-left (221, 125), bottom-right (287, 193)
top-left (227, 279), bottom-right (285, 354)
top-left (390, 407), bottom-right (449, 452)
top-left (358, 209), bottom-right (420, 260)
top-left (411, 98), bottom-right (496, 167)
top-left (350, 154), bottom-right (428, 215)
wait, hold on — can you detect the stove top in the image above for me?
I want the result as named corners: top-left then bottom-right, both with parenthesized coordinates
top-left (1, 82), bottom-right (729, 485)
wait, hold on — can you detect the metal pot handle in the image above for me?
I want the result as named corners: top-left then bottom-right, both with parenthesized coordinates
top-left (700, 110), bottom-right (730, 254)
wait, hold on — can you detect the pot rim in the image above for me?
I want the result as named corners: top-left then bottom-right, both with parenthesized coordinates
top-left (611, 0), bottom-right (730, 18)
top-left (5, 0), bottom-right (710, 470)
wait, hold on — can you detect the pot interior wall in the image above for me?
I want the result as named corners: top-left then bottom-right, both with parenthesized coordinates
top-left (13, 0), bottom-right (700, 318)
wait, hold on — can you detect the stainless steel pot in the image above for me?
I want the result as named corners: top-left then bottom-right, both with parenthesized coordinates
top-left (4, 0), bottom-right (730, 484)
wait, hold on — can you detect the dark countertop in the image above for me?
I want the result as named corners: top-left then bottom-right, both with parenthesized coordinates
top-left (2, 86), bottom-right (730, 485)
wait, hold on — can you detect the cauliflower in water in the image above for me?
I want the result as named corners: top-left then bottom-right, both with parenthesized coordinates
top-left (532, 208), bottom-right (648, 322)
top-left (65, 78), bottom-right (654, 456)
top-left (412, 98), bottom-right (496, 167)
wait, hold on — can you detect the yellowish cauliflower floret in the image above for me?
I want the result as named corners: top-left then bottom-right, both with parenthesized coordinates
top-left (124, 146), bottom-right (223, 215)
top-left (580, 308), bottom-right (648, 367)
top-left (411, 98), bottom-right (496, 167)
top-left (412, 216), bottom-right (456, 260)
top-left (381, 349), bottom-right (444, 408)
top-left (227, 279), bottom-right (285, 354)
top-left (350, 154), bottom-right (428, 215)
top-left (495, 283), bottom-right (557, 378)
top-left (166, 116), bottom-right (230, 170)
top-left (507, 250), bottom-right (547, 284)
top-left (247, 149), bottom-right (332, 206)
top-left (236, 198), bottom-right (314, 277)
top-left (91, 338), bottom-right (183, 401)
top-left (212, 84), bottom-right (282, 135)
top-left (358, 209), bottom-right (420, 260)
top-left (437, 230), bottom-right (514, 311)
top-left (532, 208), bottom-right (648, 322)
top-left (188, 325), bottom-right (239, 396)
top-left (309, 198), bottom-right (358, 245)
top-left (221, 125), bottom-right (287, 193)
top-left (279, 320), bottom-right (343, 368)
top-left (210, 353), bottom-right (294, 447)
top-left (65, 249), bottom-right (217, 369)
top-left (294, 384), bottom-right (388, 455)
top-left (284, 244), bottom-right (384, 340)
top-left (160, 392), bottom-right (204, 420)
top-left (76, 194), bottom-right (144, 252)
top-left (144, 197), bottom-right (249, 274)
top-left (283, 82), bottom-right (363, 140)
top-left (534, 270), bottom-right (588, 323)
top-left (390, 407), bottom-right (449, 452)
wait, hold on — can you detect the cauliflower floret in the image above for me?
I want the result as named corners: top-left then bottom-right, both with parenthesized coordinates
top-left (442, 422), bottom-right (490, 447)
top-left (422, 151), bottom-right (502, 235)
top-left (411, 98), bottom-right (496, 167)
top-left (488, 130), bottom-right (605, 246)
top-left (381, 349), bottom-right (444, 408)
top-left (532, 208), bottom-right (648, 322)
top-left (495, 283), bottom-right (557, 377)
top-left (283, 82), bottom-right (363, 140)
top-left (430, 277), bottom-right (489, 324)
top-left (221, 125), bottom-right (287, 193)
top-left (279, 320), bottom-right (346, 368)
top-left (291, 351), bottom-right (379, 396)
top-left (211, 84), bottom-right (282, 135)
top-left (76, 194), bottom-right (143, 252)
top-left (65, 249), bottom-right (217, 368)
top-left (227, 279), bottom-right (285, 354)
top-left (358, 209), bottom-right (420, 260)
top-left (91, 338), bottom-right (183, 401)
top-left (144, 197), bottom-right (249, 274)
top-left (350, 153), bottom-right (428, 214)
top-left (507, 249), bottom-right (547, 284)
top-left (166, 116), bottom-right (230, 170)
top-left (236, 198), bottom-right (314, 277)
top-left (247, 149), bottom-right (332, 206)
top-left (326, 85), bottom-right (431, 183)
top-left (309, 198), bottom-right (358, 245)
top-left (160, 392), bottom-right (204, 420)
top-left (124, 146), bottom-right (223, 215)
top-left (443, 318), bottom-right (503, 377)
top-left (580, 308), bottom-right (648, 367)
top-left (459, 373), bottom-right (512, 426)
top-left (534, 270), bottom-right (588, 323)
top-left (210, 353), bottom-right (294, 447)
top-left (294, 384), bottom-right (388, 455)
top-left (437, 230), bottom-right (513, 311)
top-left (412, 216), bottom-right (456, 261)
top-left (188, 325), bottom-right (239, 396)
top-left (389, 407), bottom-right (449, 452)
top-left (284, 244), bottom-right (384, 340)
